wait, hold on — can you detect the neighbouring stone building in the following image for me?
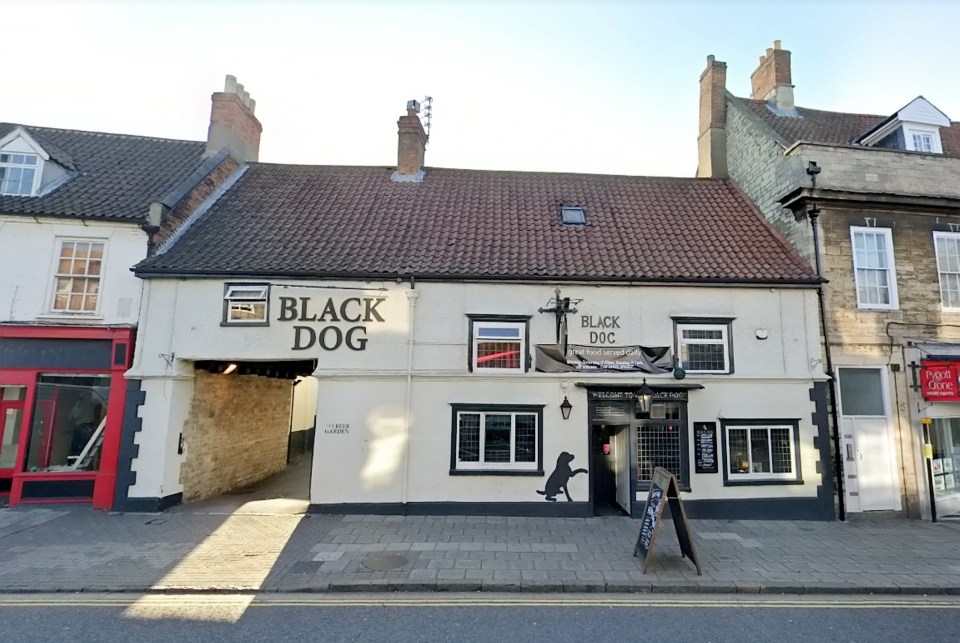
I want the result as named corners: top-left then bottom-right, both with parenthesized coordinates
top-left (698, 41), bottom-right (960, 519)
top-left (117, 101), bottom-right (837, 520)
top-left (0, 76), bottom-right (258, 509)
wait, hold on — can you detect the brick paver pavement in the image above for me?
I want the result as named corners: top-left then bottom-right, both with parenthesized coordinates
top-left (1, 507), bottom-right (959, 594)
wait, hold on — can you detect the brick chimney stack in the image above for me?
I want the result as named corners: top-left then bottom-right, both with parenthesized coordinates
top-left (696, 55), bottom-right (728, 179)
top-left (750, 40), bottom-right (795, 112)
top-left (205, 75), bottom-right (262, 162)
top-left (394, 100), bottom-right (427, 181)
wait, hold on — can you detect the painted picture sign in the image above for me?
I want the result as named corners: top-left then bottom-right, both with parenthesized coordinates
top-left (920, 360), bottom-right (960, 401)
top-left (536, 344), bottom-right (673, 374)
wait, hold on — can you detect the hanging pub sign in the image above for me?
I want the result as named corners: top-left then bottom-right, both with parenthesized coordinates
top-left (920, 360), bottom-right (960, 402)
top-left (535, 344), bottom-right (673, 374)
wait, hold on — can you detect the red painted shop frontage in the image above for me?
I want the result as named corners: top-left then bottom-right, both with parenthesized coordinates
top-left (0, 325), bottom-right (132, 508)
top-left (919, 359), bottom-right (960, 517)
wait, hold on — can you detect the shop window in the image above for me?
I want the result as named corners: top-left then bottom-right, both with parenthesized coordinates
top-left (673, 317), bottom-right (733, 374)
top-left (930, 418), bottom-right (960, 498)
top-left (850, 227), bottom-right (898, 310)
top-left (24, 374), bottom-right (111, 473)
top-left (934, 232), bottom-right (960, 311)
top-left (51, 239), bottom-right (105, 314)
top-left (721, 419), bottom-right (802, 485)
top-left (0, 386), bottom-right (26, 470)
top-left (450, 404), bottom-right (543, 474)
top-left (466, 315), bottom-right (530, 372)
top-left (223, 283), bottom-right (270, 325)
top-left (637, 401), bottom-right (689, 489)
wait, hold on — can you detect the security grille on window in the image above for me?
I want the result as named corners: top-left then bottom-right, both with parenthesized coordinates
top-left (723, 421), bottom-right (800, 483)
top-left (850, 227), bottom-right (898, 309)
top-left (52, 240), bottom-right (104, 313)
top-left (675, 322), bottom-right (731, 373)
top-left (452, 405), bottom-right (542, 473)
top-left (467, 316), bottom-right (530, 372)
top-left (934, 232), bottom-right (960, 310)
top-left (224, 284), bottom-right (269, 323)
top-left (0, 152), bottom-right (39, 196)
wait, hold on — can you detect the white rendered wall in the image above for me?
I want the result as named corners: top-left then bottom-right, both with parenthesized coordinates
top-left (0, 215), bottom-right (146, 325)
top-left (129, 277), bottom-right (826, 504)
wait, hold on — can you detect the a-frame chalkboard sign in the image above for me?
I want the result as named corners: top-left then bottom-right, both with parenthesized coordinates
top-left (633, 467), bottom-right (701, 574)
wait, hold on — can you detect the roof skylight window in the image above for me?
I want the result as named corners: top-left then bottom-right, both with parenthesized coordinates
top-left (561, 206), bottom-right (586, 226)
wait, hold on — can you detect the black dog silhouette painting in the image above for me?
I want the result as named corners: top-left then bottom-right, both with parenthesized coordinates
top-left (537, 452), bottom-right (587, 501)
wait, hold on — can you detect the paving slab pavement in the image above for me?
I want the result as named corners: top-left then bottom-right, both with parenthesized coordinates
top-left (1, 506), bottom-right (959, 595)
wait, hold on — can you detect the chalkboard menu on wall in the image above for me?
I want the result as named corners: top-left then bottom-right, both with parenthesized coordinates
top-left (694, 422), bottom-right (718, 474)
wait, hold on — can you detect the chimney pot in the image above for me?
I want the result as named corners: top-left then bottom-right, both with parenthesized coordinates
top-left (774, 40), bottom-right (781, 49)
top-left (224, 75), bottom-right (237, 93)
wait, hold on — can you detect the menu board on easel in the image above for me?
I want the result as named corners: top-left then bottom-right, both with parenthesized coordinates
top-left (633, 467), bottom-right (701, 575)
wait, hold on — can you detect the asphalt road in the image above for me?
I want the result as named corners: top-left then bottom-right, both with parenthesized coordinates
top-left (2, 593), bottom-right (957, 642)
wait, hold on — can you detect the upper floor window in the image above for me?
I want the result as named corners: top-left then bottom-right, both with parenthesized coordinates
top-left (223, 283), bottom-right (270, 325)
top-left (850, 227), bottom-right (898, 310)
top-left (934, 232), bottom-right (960, 311)
top-left (673, 317), bottom-right (733, 374)
top-left (51, 239), bottom-right (104, 314)
top-left (912, 131), bottom-right (934, 153)
top-left (467, 314), bottom-right (530, 372)
top-left (0, 152), bottom-right (39, 196)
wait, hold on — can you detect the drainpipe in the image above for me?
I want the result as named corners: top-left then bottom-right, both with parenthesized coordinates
top-left (401, 278), bottom-right (419, 510)
top-left (804, 162), bottom-right (845, 521)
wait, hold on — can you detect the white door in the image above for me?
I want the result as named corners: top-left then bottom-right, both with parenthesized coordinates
top-left (614, 428), bottom-right (631, 515)
top-left (838, 368), bottom-right (901, 512)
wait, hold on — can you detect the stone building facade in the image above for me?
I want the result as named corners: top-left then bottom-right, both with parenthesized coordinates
top-left (698, 40), bottom-right (960, 519)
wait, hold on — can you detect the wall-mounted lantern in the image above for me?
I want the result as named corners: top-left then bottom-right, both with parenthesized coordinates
top-left (560, 396), bottom-right (573, 420)
top-left (636, 379), bottom-right (654, 415)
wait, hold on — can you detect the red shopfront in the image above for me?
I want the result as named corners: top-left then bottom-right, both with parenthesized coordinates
top-left (0, 326), bottom-right (132, 509)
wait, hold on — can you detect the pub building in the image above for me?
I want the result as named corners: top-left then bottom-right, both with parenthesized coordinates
top-left (114, 102), bottom-right (835, 519)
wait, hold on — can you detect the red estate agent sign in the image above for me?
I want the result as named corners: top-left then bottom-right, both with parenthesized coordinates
top-left (921, 361), bottom-right (960, 401)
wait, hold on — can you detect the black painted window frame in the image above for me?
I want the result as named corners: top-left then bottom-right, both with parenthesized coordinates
top-left (465, 314), bottom-right (532, 373)
top-left (222, 282), bottom-right (271, 327)
top-left (672, 316), bottom-right (735, 375)
top-left (720, 418), bottom-right (803, 486)
top-left (449, 403), bottom-right (544, 476)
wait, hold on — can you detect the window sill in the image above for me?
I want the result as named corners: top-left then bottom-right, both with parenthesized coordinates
top-left (450, 469), bottom-right (544, 477)
top-left (36, 314), bottom-right (103, 321)
top-left (855, 306), bottom-right (899, 312)
top-left (220, 320), bottom-right (270, 327)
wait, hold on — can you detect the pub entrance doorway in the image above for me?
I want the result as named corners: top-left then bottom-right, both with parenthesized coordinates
top-left (590, 423), bottom-right (630, 516)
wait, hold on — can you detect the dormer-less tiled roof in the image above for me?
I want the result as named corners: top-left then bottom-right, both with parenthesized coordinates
top-left (736, 98), bottom-right (960, 156)
top-left (136, 164), bottom-right (819, 285)
top-left (0, 123), bottom-right (207, 220)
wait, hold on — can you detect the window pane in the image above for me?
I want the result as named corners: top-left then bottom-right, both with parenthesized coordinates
top-left (25, 375), bottom-right (111, 472)
top-left (838, 368), bottom-right (885, 416)
top-left (770, 428), bottom-right (793, 473)
top-left (458, 413), bottom-right (480, 462)
top-left (637, 422), bottom-right (682, 483)
top-left (514, 414), bottom-right (536, 462)
top-left (477, 326), bottom-right (520, 339)
top-left (229, 302), bottom-right (266, 321)
top-left (476, 341), bottom-right (521, 369)
top-left (729, 428), bottom-right (749, 474)
top-left (683, 343), bottom-right (725, 371)
top-left (749, 428), bottom-right (771, 473)
top-left (484, 414), bottom-right (512, 462)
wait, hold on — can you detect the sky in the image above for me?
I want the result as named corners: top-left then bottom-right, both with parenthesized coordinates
top-left (6, 0), bottom-right (960, 177)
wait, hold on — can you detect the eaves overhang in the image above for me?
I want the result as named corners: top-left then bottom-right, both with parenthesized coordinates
top-left (780, 186), bottom-right (960, 216)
